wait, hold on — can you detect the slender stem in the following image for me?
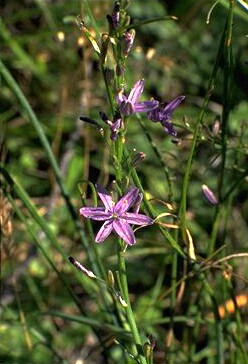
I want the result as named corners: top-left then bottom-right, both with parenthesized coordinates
top-left (218, 0), bottom-right (234, 201)
top-left (118, 243), bottom-right (147, 364)
top-left (210, 0), bottom-right (234, 256)
top-left (130, 165), bottom-right (185, 257)
top-left (208, 207), bottom-right (222, 256)
top-left (179, 20), bottom-right (226, 244)
top-left (138, 118), bottom-right (173, 201)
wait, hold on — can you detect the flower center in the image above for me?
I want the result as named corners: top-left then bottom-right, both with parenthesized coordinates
top-left (112, 212), bottom-right (119, 220)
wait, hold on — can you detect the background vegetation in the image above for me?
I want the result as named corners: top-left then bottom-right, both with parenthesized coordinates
top-left (1, 0), bottom-right (248, 363)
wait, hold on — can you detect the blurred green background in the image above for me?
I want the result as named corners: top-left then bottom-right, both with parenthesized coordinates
top-left (1, 0), bottom-right (248, 363)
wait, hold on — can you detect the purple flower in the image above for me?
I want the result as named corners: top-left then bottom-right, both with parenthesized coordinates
top-left (116, 79), bottom-right (159, 116)
top-left (148, 95), bottom-right (185, 136)
top-left (100, 112), bottom-right (122, 140)
top-left (80, 186), bottom-right (153, 245)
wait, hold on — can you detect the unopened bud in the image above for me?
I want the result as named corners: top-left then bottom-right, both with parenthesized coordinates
top-left (122, 29), bottom-right (135, 57)
top-left (116, 292), bottom-right (128, 307)
top-left (112, 1), bottom-right (120, 28)
top-left (202, 184), bottom-right (218, 205)
top-left (68, 256), bottom-right (96, 278)
top-left (101, 33), bottom-right (109, 64)
top-left (116, 63), bottom-right (124, 77)
top-left (143, 335), bottom-right (156, 362)
top-left (131, 152), bottom-right (146, 168)
top-left (107, 270), bottom-right (115, 287)
top-left (212, 118), bottom-right (220, 135)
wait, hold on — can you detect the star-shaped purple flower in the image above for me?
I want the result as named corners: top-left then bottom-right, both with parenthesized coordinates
top-left (148, 95), bottom-right (185, 136)
top-left (116, 79), bottom-right (159, 116)
top-left (80, 186), bottom-right (153, 245)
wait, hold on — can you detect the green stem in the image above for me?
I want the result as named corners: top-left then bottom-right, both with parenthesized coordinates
top-left (208, 207), bottom-right (222, 256)
top-left (118, 243), bottom-right (147, 364)
top-left (218, 1), bottom-right (234, 200)
top-left (130, 166), bottom-right (185, 257)
top-left (138, 118), bottom-right (173, 201)
top-left (179, 17), bottom-right (226, 243)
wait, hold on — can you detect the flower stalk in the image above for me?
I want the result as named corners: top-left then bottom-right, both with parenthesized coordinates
top-left (117, 242), bottom-right (147, 364)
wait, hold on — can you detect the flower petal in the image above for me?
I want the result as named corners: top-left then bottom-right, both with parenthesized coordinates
top-left (148, 108), bottom-right (166, 122)
top-left (110, 117), bottom-right (122, 140)
top-left (163, 95), bottom-right (185, 114)
top-left (128, 79), bottom-right (144, 103)
top-left (80, 207), bottom-right (111, 220)
top-left (96, 185), bottom-right (114, 211)
top-left (113, 219), bottom-right (135, 245)
top-left (131, 192), bottom-right (143, 213)
top-left (161, 121), bottom-right (177, 136)
top-left (134, 100), bottom-right (159, 113)
top-left (119, 100), bottom-right (134, 115)
top-left (114, 188), bottom-right (139, 215)
top-left (122, 212), bottom-right (153, 225)
top-left (95, 221), bottom-right (114, 243)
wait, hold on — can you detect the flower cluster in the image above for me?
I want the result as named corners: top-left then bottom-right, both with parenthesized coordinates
top-left (114, 79), bottom-right (185, 137)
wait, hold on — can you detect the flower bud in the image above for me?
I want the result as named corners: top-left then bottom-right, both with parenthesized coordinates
top-left (212, 118), bottom-right (220, 135)
top-left (101, 33), bottom-right (109, 64)
top-left (131, 152), bottom-right (146, 168)
top-left (68, 256), bottom-right (96, 278)
top-left (122, 29), bottom-right (135, 58)
top-left (107, 1), bottom-right (120, 32)
top-left (202, 184), bottom-right (218, 205)
top-left (107, 269), bottom-right (115, 287)
top-left (112, 1), bottom-right (120, 29)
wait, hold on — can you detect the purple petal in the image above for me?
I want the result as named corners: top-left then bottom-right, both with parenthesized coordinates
top-left (95, 221), bottom-right (114, 243)
top-left (113, 219), bottom-right (136, 245)
top-left (110, 117), bottom-right (122, 140)
top-left (128, 80), bottom-right (144, 103)
top-left (134, 100), bottom-right (159, 113)
top-left (80, 207), bottom-right (112, 220)
top-left (119, 100), bottom-right (134, 116)
top-left (161, 121), bottom-right (177, 136)
top-left (96, 185), bottom-right (114, 211)
top-left (163, 95), bottom-right (185, 113)
top-left (122, 212), bottom-right (153, 225)
top-left (131, 192), bottom-right (143, 213)
top-left (148, 108), bottom-right (166, 122)
top-left (114, 188), bottom-right (139, 215)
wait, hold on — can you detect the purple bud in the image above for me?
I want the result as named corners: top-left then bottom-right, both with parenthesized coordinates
top-left (202, 184), bottom-right (218, 205)
top-left (107, 1), bottom-right (120, 30)
top-left (122, 29), bottom-right (135, 58)
top-left (112, 1), bottom-right (120, 28)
